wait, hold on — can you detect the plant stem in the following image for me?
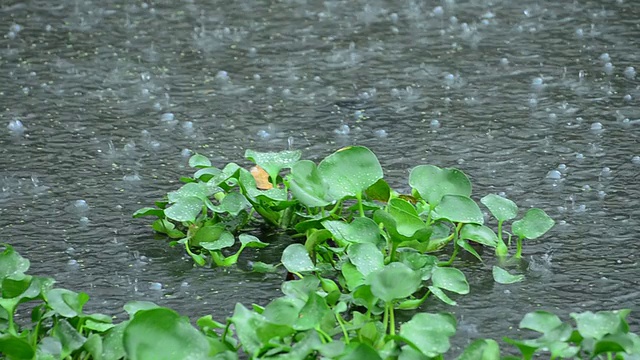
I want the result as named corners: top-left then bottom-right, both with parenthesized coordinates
top-left (388, 242), bottom-right (398, 263)
top-left (389, 303), bottom-right (396, 336)
top-left (335, 312), bottom-right (350, 345)
top-left (356, 191), bottom-right (365, 217)
top-left (498, 220), bottom-right (503, 244)
top-left (515, 237), bottom-right (523, 258)
top-left (382, 303), bottom-right (389, 335)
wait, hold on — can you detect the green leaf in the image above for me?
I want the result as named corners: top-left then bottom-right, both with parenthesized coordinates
top-left (238, 168), bottom-right (288, 202)
top-left (341, 262), bottom-right (365, 291)
top-left (294, 292), bottom-right (334, 331)
top-left (428, 285), bottom-right (457, 306)
top-left (481, 194), bottom-right (518, 222)
top-left (460, 224), bottom-right (498, 247)
top-left (199, 231), bottom-right (235, 251)
top-left (124, 308), bottom-right (210, 360)
top-left (367, 262), bottom-right (421, 302)
top-left (431, 195), bottom-right (484, 224)
top-left (431, 266), bottom-right (469, 294)
top-left (0, 244), bottom-right (30, 280)
top-left (512, 208), bottom-right (554, 240)
top-left (102, 322), bottom-right (127, 360)
top-left (322, 217), bottom-right (381, 245)
top-left (457, 339), bottom-right (501, 360)
top-left (348, 243), bottom-right (384, 277)
top-left (208, 191), bottom-right (249, 216)
top-left (53, 319), bottom-right (87, 357)
top-left (571, 310), bottom-right (630, 340)
top-left (281, 244), bottom-right (315, 273)
top-left (492, 266), bottom-right (525, 284)
top-left (365, 178), bottom-right (391, 202)
top-left (250, 261), bottom-right (278, 273)
top-left (399, 313), bottom-right (457, 357)
top-left (388, 198), bottom-right (430, 238)
top-left (46, 289), bottom-right (89, 318)
top-left (192, 224), bottom-right (226, 245)
top-left (164, 196), bottom-right (203, 222)
top-left (519, 311), bottom-right (563, 334)
top-left (239, 234), bottom-right (268, 248)
top-left (338, 343), bottom-right (383, 360)
top-left (318, 146), bottom-right (384, 200)
top-left (409, 165), bottom-right (472, 207)
top-left (289, 160), bottom-right (334, 207)
top-left (189, 154), bottom-right (212, 168)
top-left (123, 301), bottom-right (159, 317)
top-left (229, 303), bottom-right (294, 356)
top-left (167, 182), bottom-right (211, 203)
top-left (0, 334), bottom-right (35, 359)
top-left (132, 207), bottom-right (164, 219)
top-left (245, 149), bottom-right (301, 182)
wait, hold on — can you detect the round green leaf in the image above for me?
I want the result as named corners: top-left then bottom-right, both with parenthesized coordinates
top-left (348, 243), bottom-right (384, 277)
top-left (188, 154), bottom-right (212, 168)
top-left (511, 208), bottom-right (555, 239)
top-left (123, 308), bottom-right (210, 360)
top-left (164, 196), bottom-right (203, 222)
top-left (399, 313), bottom-right (457, 358)
top-left (0, 334), bottom-right (35, 359)
top-left (281, 244), bottom-right (315, 273)
top-left (460, 224), bottom-right (499, 247)
top-left (431, 266), bottom-right (469, 294)
top-left (239, 234), bottom-right (268, 248)
top-left (457, 339), bottom-right (501, 360)
top-left (388, 198), bottom-right (429, 238)
top-left (367, 262), bottom-right (421, 302)
top-left (481, 194), bottom-right (518, 222)
top-left (289, 160), bottom-right (333, 207)
top-left (431, 195), bottom-right (484, 224)
top-left (492, 266), bottom-right (525, 284)
top-left (167, 182), bottom-right (210, 203)
top-left (0, 244), bottom-right (30, 280)
top-left (317, 146), bottom-right (383, 200)
top-left (322, 218), bottom-right (381, 245)
top-left (209, 191), bottom-right (249, 216)
top-left (570, 311), bottom-right (629, 340)
top-left (519, 311), bottom-right (562, 333)
top-left (409, 165), bottom-right (471, 207)
top-left (199, 231), bottom-right (235, 251)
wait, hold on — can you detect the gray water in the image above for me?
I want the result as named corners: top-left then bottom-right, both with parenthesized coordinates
top-left (1, 0), bottom-right (639, 353)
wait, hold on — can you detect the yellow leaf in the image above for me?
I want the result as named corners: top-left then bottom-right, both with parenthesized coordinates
top-left (250, 166), bottom-right (273, 190)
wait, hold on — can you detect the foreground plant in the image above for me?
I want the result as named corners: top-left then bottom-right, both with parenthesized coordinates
top-left (1, 244), bottom-right (638, 360)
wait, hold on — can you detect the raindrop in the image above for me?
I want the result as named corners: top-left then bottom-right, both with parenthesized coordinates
top-left (603, 62), bottom-right (614, 75)
top-left (160, 112), bottom-right (175, 122)
top-left (624, 66), bottom-right (636, 79)
top-left (7, 119), bottom-right (26, 135)
top-left (287, 136), bottom-right (294, 149)
top-left (334, 124), bottom-right (350, 135)
top-left (149, 282), bottom-right (162, 291)
top-left (546, 170), bottom-right (562, 179)
top-left (374, 129), bottom-right (388, 138)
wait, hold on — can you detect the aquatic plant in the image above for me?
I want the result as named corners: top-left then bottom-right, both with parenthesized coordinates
top-left (1, 244), bottom-right (638, 359)
top-left (136, 146), bottom-right (554, 269)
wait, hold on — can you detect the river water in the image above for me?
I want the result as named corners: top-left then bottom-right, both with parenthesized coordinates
top-left (1, 0), bottom-right (639, 353)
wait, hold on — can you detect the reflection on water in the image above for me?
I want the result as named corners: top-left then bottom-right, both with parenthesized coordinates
top-left (1, 0), bottom-right (639, 350)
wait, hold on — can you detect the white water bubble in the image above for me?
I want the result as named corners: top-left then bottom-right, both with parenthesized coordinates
top-left (374, 129), bottom-right (388, 138)
top-left (532, 77), bottom-right (544, 90)
top-left (282, 88), bottom-right (292, 97)
top-left (181, 148), bottom-right (192, 158)
top-left (7, 119), bottom-right (26, 135)
top-left (430, 119), bottom-right (441, 128)
top-left (549, 113), bottom-right (557, 121)
top-left (253, 74), bottom-right (261, 81)
top-left (215, 70), bottom-right (230, 82)
top-left (557, 164), bottom-right (567, 172)
top-left (603, 62), bottom-right (614, 75)
top-left (247, 47), bottom-right (257, 57)
top-left (528, 97), bottom-right (538, 107)
top-left (160, 112), bottom-right (175, 122)
top-left (74, 199), bottom-right (89, 212)
top-left (599, 53), bottom-right (611, 62)
top-left (390, 13), bottom-right (398, 23)
top-left (67, 259), bottom-right (79, 267)
top-left (433, 6), bottom-right (444, 16)
top-left (334, 124), bottom-right (350, 135)
top-left (624, 94), bottom-right (632, 102)
top-left (182, 121), bottom-right (194, 133)
top-left (257, 129), bottom-right (270, 139)
top-left (590, 122), bottom-right (603, 132)
top-left (600, 167), bottom-right (612, 177)
top-left (597, 191), bottom-right (606, 200)
top-left (149, 282), bottom-right (162, 291)
top-left (575, 28), bottom-right (584, 38)
top-left (624, 66), bottom-right (636, 79)
top-left (576, 153), bottom-right (584, 160)
top-left (123, 173), bottom-right (141, 182)
top-left (546, 170), bottom-right (562, 179)
top-left (444, 73), bottom-right (455, 86)
top-left (582, 184), bottom-right (591, 191)
top-left (79, 216), bottom-right (90, 226)
top-left (632, 156), bottom-right (640, 164)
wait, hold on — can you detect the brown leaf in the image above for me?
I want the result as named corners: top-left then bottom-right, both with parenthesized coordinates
top-left (250, 165), bottom-right (273, 190)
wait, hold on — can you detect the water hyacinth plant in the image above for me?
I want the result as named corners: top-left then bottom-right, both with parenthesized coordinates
top-left (1, 244), bottom-right (639, 359)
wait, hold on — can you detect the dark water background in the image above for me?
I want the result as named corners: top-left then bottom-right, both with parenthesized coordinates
top-left (1, 0), bottom-right (639, 353)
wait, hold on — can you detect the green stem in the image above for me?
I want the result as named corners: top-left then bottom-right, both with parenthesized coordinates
top-left (388, 241), bottom-right (399, 263)
top-left (389, 303), bottom-right (396, 336)
top-left (335, 312), bottom-right (350, 345)
top-left (328, 200), bottom-right (343, 217)
top-left (439, 223), bottom-right (462, 266)
top-left (356, 191), bottom-right (365, 217)
top-left (382, 303), bottom-right (389, 335)
top-left (316, 327), bottom-right (332, 343)
top-left (497, 220), bottom-right (504, 244)
top-left (515, 237), bottom-right (523, 259)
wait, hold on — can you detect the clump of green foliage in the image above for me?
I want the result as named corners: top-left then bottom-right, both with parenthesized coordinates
top-left (1, 244), bottom-right (639, 359)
